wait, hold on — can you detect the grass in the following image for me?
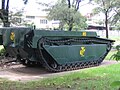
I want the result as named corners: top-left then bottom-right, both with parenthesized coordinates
top-left (105, 36), bottom-right (120, 60)
top-left (0, 63), bottom-right (120, 90)
top-left (36, 63), bottom-right (120, 90)
top-left (105, 50), bottom-right (117, 60)
top-left (109, 36), bottom-right (120, 41)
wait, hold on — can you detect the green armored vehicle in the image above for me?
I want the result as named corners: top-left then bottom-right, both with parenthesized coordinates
top-left (0, 0), bottom-right (115, 72)
top-left (0, 27), bottom-right (114, 72)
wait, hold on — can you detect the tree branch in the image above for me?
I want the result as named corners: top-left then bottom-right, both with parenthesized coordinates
top-left (23, 0), bottom-right (28, 4)
top-left (67, 0), bottom-right (71, 8)
top-left (76, 0), bottom-right (81, 11)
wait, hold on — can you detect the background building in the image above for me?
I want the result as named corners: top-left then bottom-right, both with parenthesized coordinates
top-left (24, 11), bottom-right (59, 29)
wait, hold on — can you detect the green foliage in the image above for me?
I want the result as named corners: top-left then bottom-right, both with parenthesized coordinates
top-left (9, 10), bottom-right (29, 26)
top-left (46, 0), bottom-right (87, 31)
top-left (0, 48), bottom-right (5, 56)
top-left (93, 0), bottom-right (120, 38)
top-left (24, 22), bottom-right (36, 28)
top-left (110, 0), bottom-right (120, 25)
top-left (113, 22), bottom-right (120, 30)
top-left (93, 0), bottom-right (120, 26)
top-left (105, 50), bottom-right (117, 60)
top-left (110, 45), bottom-right (120, 61)
top-left (111, 81), bottom-right (120, 87)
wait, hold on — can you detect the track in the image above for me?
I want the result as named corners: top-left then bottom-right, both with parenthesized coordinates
top-left (37, 37), bottom-right (114, 72)
top-left (0, 37), bottom-right (114, 72)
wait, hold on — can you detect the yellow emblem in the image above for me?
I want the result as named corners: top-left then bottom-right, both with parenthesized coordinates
top-left (10, 32), bottom-right (15, 41)
top-left (80, 47), bottom-right (86, 57)
top-left (82, 32), bottom-right (86, 36)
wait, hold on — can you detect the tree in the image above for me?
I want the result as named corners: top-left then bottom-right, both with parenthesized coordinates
top-left (0, 0), bottom-right (29, 27)
top-left (22, 0), bottom-right (91, 31)
top-left (110, 45), bottom-right (120, 61)
top-left (113, 21), bottom-right (120, 30)
top-left (9, 10), bottom-right (31, 27)
top-left (46, 0), bottom-right (87, 31)
top-left (67, 0), bottom-right (92, 10)
top-left (111, 0), bottom-right (120, 25)
top-left (0, 0), bottom-right (10, 27)
top-left (93, 0), bottom-right (120, 38)
top-left (0, 0), bottom-right (90, 29)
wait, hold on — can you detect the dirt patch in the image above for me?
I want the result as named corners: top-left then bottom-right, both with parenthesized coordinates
top-left (0, 60), bottom-right (119, 81)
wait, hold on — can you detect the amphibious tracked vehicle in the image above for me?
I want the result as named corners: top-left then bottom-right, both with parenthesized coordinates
top-left (0, 0), bottom-right (115, 72)
top-left (0, 27), bottom-right (115, 72)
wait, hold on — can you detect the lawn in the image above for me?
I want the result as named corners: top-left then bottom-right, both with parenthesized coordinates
top-left (0, 63), bottom-right (120, 90)
top-left (105, 50), bottom-right (117, 60)
top-left (105, 36), bottom-right (120, 60)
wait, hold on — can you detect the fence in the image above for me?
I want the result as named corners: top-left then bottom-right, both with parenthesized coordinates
top-left (96, 30), bottom-right (120, 38)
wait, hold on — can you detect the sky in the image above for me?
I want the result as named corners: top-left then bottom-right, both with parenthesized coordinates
top-left (0, 0), bottom-right (97, 16)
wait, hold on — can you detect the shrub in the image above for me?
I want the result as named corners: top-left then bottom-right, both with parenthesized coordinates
top-left (0, 48), bottom-right (6, 56)
top-left (110, 45), bottom-right (120, 61)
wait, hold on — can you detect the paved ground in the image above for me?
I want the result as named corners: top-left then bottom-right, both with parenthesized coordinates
top-left (0, 60), bottom-right (119, 82)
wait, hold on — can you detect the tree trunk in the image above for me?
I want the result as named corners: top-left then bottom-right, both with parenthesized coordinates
top-left (68, 23), bottom-right (73, 31)
top-left (0, 0), bottom-right (10, 27)
top-left (67, 0), bottom-right (71, 8)
top-left (59, 21), bottom-right (64, 30)
top-left (105, 12), bottom-right (109, 38)
top-left (68, 17), bottom-right (74, 31)
top-left (2, 0), bottom-right (5, 9)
